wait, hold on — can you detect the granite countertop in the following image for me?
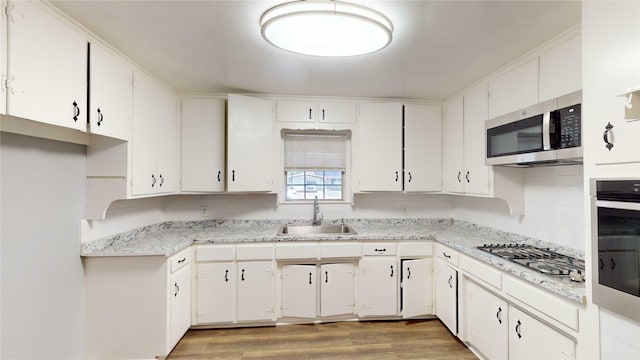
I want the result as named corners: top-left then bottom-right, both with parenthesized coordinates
top-left (81, 218), bottom-right (586, 303)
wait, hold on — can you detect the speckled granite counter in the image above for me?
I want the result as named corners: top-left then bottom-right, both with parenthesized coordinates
top-left (81, 218), bottom-right (586, 303)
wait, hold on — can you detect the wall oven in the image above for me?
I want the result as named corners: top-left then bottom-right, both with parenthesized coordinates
top-left (591, 179), bottom-right (640, 322)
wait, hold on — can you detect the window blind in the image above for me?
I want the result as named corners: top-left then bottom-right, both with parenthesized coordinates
top-left (284, 133), bottom-right (347, 170)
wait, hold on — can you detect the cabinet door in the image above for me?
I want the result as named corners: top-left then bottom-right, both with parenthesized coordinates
top-left (509, 306), bottom-right (575, 360)
top-left (404, 104), bottom-right (442, 192)
top-left (181, 98), bottom-right (225, 192)
top-left (466, 280), bottom-right (508, 360)
top-left (358, 257), bottom-right (398, 317)
top-left (155, 87), bottom-right (178, 194)
top-left (358, 103), bottom-right (403, 191)
top-left (539, 35), bottom-right (582, 102)
top-left (463, 84), bottom-right (490, 195)
top-left (227, 94), bottom-right (274, 192)
top-left (321, 263), bottom-right (355, 317)
top-left (276, 100), bottom-right (316, 122)
top-left (237, 261), bottom-right (274, 322)
top-left (488, 59), bottom-right (539, 119)
top-left (584, 1), bottom-right (640, 166)
top-left (281, 265), bottom-right (317, 318)
top-left (170, 264), bottom-right (192, 349)
top-left (131, 70), bottom-right (158, 196)
top-left (7, 1), bottom-right (86, 131)
top-left (89, 41), bottom-right (133, 140)
top-left (402, 258), bottom-right (433, 318)
top-left (443, 96), bottom-right (464, 193)
top-left (318, 102), bottom-right (357, 123)
top-left (196, 262), bottom-right (234, 324)
top-left (434, 258), bottom-right (457, 334)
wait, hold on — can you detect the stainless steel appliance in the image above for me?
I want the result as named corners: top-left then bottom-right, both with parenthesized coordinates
top-left (591, 179), bottom-right (640, 323)
top-left (477, 244), bottom-right (585, 278)
top-left (485, 91), bottom-right (582, 166)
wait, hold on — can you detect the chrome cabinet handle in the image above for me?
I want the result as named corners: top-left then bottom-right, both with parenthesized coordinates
top-left (603, 122), bottom-right (614, 151)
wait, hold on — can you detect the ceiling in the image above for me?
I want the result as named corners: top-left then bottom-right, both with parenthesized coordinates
top-left (50, 0), bottom-right (581, 101)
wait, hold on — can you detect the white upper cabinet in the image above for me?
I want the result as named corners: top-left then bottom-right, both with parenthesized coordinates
top-left (462, 84), bottom-right (490, 195)
top-left (443, 95), bottom-right (465, 193)
top-left (131, 69), bottom-right (177, 196)
top-left (539, 35), bottom-right (582, 102)
top-left (181, 98), bottom-right (226, 192)
top-left (404, 104), bottom-right (442, 192)
top-left (88, 41), bottom-right (133, 140)
top-left (488, 58), bottom-right (539, 119)
top-left (6, 1), bottom-right (87, 131)
top-left (584, 1), bottom-right (640, 169)
top-left (227, 94), bottom-right (274, 192)
top-left (277, 100), bottom-right (356, 123)
top-left (358, 102), bottom-right (403, 191)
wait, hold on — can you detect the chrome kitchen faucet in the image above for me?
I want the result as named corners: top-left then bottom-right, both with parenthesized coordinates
top-left (312, 195), bottom-right (322, 225)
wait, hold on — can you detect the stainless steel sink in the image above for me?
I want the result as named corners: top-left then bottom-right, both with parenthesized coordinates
top-left (277, 224), bottom-right (357, 236)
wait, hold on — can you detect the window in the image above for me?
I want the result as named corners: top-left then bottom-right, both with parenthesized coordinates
top-left (283, 132), bottom-right (347, 201)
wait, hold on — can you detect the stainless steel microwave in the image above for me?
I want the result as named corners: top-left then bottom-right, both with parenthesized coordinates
top-left (485, 91), bottom-right (582, 167)
top-left (591, 179), bottom-right (640, 323)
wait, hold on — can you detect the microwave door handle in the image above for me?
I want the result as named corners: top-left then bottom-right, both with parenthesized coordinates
top-left (542, 111), bottom-right (552, 150)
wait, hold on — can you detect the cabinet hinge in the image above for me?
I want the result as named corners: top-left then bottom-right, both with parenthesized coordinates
top-left (4, 78), bottom-right (11, 91)
top-left (4, 4), bottom-right (10, 17)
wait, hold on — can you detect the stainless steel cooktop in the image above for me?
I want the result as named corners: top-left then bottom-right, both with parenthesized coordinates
top-left (477, 243), bottom-right (585, 279)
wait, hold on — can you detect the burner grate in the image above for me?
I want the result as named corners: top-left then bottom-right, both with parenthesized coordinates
top-left (477, 243), bottom-right (585, 277)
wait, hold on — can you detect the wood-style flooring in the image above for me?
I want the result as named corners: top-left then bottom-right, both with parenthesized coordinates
top-left (167, 319), bottom-right (478, 360)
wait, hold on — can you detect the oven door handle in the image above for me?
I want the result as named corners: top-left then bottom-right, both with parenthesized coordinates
top-left (542, 111), bottom-right (552, 150)
top-left (595, 199), bottom-right (640, 211)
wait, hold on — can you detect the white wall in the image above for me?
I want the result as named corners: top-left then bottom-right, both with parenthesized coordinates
top-left (0, 133), bottom-right (86, 359)
top-left (453, 165), bottom-right (584, 250)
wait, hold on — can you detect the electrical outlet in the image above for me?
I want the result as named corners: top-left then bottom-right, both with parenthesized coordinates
top-left (200, 205), bottom-right (208, 218)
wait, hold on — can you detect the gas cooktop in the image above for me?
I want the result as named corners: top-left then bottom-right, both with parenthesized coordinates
top-left (477, 243), bottom-right (585, 279)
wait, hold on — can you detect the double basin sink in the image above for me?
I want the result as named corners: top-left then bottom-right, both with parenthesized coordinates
top-left (277, 223), bottom-right (357, 236)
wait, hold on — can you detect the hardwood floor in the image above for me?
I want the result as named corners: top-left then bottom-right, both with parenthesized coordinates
top-left (168, 320), bottom-right (478, 360)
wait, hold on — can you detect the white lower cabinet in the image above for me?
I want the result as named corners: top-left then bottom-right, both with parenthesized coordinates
top-left (281, 264), bottom-right (317, 318)
top-left (196, 262), bottom-right (234, 324)
top-left (237, 261), bottom-right (275, 322)
top-left (321, 263), bottom-right (356, 317)
top-left (435, 257), bottom-right (458, 334)
top-left (85, 248), bottom-right (192, 359)
top-left (170, 261), bottom-right (192, 349)
top-left (465, 280), bottom-right (509, 360)
top-left (359, 257), bottom-right (398, 316)
top-left (509, 306), bottom-right (575, 360)
top-left (401, 258), bottom-right (433, 318)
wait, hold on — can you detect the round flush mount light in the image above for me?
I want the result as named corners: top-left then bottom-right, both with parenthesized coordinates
top-left (260, 0), bottom-right (393, 57)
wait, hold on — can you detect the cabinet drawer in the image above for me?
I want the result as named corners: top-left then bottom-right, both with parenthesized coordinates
top-left (275, 243), bottom-right (318, 260)
top-left (197, 245), bottom-right (235, 262)
top-left (460, 255), bottom-right (502, 290)
top-left (503, 275), bottom-right (579, 331)
top-left (236, 244), bottom-right (274, 260)
top-left (398, 242), bottom-right (433, 257)
top-left (319, 242), bottom-right (361, 258)
top-left (362, 243), bottom-right (396, 256)
top-left (436, 244), bottom-right (459, 266)
top-left (171, 248), bottom-right (192, 273)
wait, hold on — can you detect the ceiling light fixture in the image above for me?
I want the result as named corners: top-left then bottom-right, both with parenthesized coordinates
top-left (260, 0), bottom-right (393, 57)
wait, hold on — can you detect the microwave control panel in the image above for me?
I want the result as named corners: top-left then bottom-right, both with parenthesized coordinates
top-left (556, 104), bottom-right (581, 148)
